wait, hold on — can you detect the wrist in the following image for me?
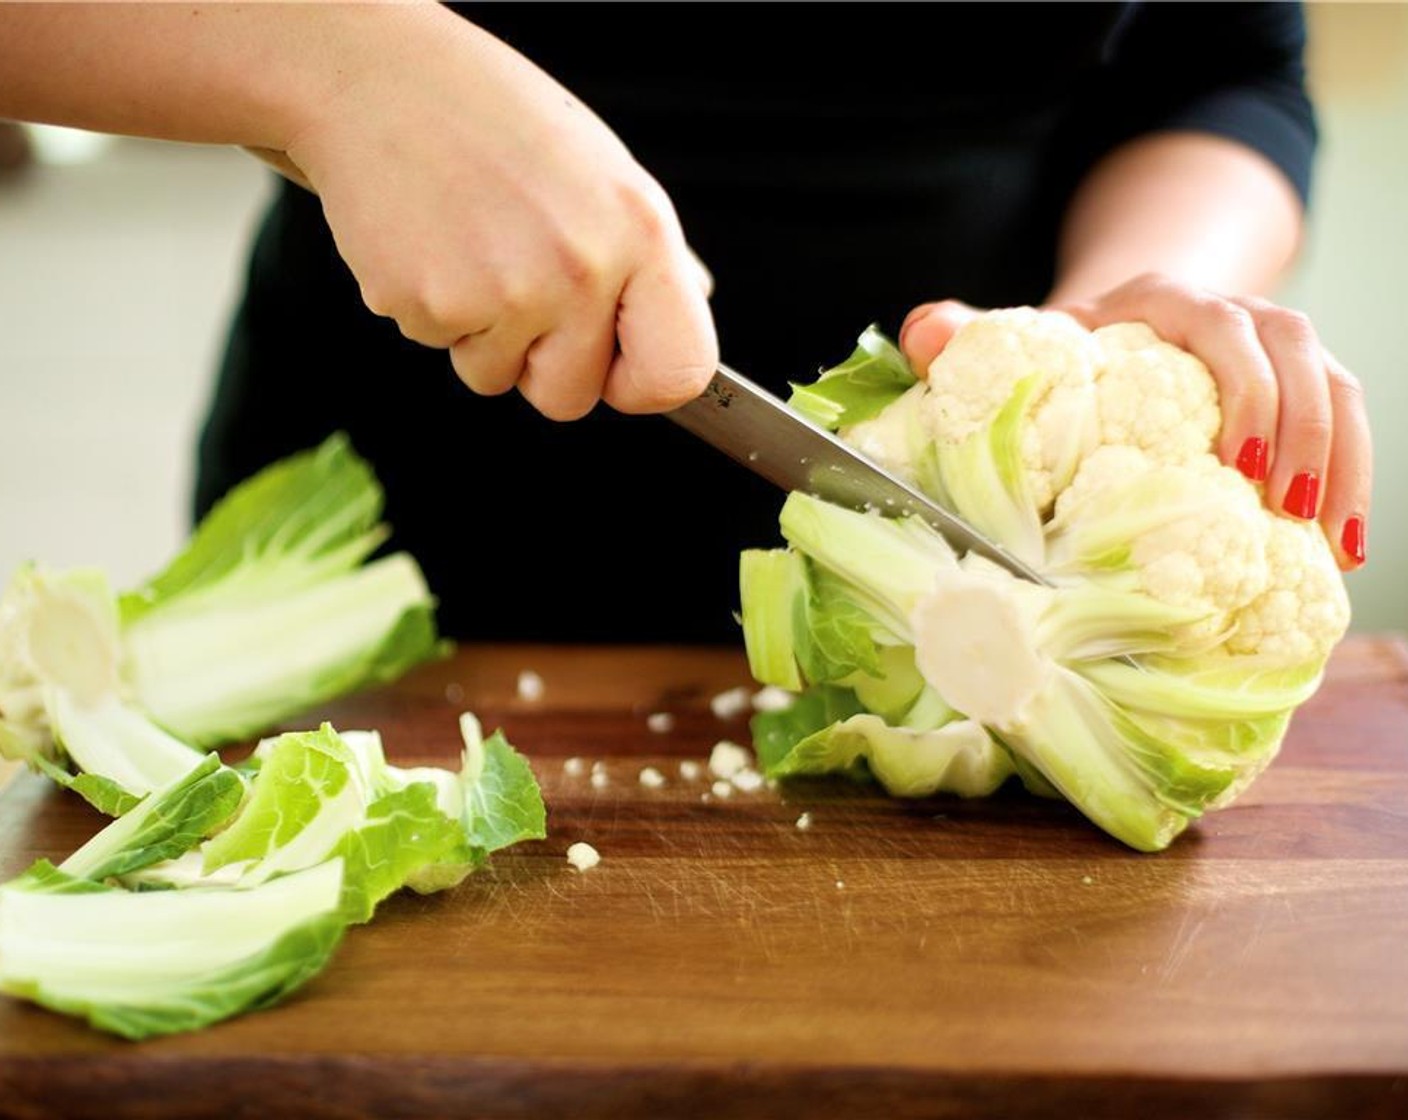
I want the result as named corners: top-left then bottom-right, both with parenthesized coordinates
top-left (266, 1), bottom-right (457, 157)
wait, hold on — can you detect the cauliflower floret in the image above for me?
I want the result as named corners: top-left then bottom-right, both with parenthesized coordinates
top-left (840, 382), bottom-right (929, 485)
top-left (1049, 447), bottom-right (1271, 637)
top-left (1050, 444), bottom-right (1148, 521)
top-left (1227, 515), bottom-right (1351, 663)
top-left (922, 308), bottom-right (1100, 513)
top-left (1093, 322), bottom-right (1221, 466)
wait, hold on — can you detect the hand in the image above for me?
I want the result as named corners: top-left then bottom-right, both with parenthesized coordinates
top-left (899, 274), bottom-right (1371, 570)
top-left (281, 5), bottom-right (716, 421)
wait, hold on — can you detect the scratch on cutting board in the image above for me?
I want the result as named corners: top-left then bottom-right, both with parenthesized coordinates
top-left (1155, 907), bottom-right (1210, 986)
top-left (1234, 895), bottom-right (1275, 969)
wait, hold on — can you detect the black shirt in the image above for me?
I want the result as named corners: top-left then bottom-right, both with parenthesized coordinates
top-left (196, 2), bottom-right (1315, 643)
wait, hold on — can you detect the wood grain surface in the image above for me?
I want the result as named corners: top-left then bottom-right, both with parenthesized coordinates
top-left (2, 638), bottom-right (1406, 1119)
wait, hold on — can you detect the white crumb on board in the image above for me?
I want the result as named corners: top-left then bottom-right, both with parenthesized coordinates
top-left (710, 686), bottom-right (752, 720)
top-left (678, 760), bottom-right (704, 782)
top-left (711, 780), bottom-right (733, 799)
top-left (590, 770), bottom-right (609, 790)
top-left (638, 766), bottom-right (666, 789)
top-left (563, 757), bottom-right (587, 776)
top-left (835, 880), bottom-right (845, 890)
top-left (646, 712), bottom-right (675, 733)
top-left (566, 842), bottom-right (600, 872)
top-left (795, 812), bottom-right (813, 831)
top-left (444, 682), bottom-right (465, 705)
top-left (750, 685), bottom-right (794, 712)
top-left (708, 740), bottom-right (752, 779)
top-left (730, 768), bottom-right (765, 793)
top-left (516, 669), bottom-right (545, 702)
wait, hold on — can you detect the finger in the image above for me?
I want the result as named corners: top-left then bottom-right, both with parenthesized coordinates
top-left (1081, 276), bottom-right (1280, 478)
top-left (899, 299), bottom-right (982, 375)
top-left (1229, 298), bottom-right (1333, 522)
top-left (687, 246), bottom-right (715, 298)
top-left (602, 249), bottom-right (718, 414)
top-left (516, 306), bottom-right (618, 422)
top-left (1318, 349), bottom-right (1372, 569)
top-left (450, 321), bottom-right (537, 398)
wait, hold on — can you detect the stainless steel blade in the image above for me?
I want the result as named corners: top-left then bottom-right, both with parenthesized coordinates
top-left (668, 364), bottom-right (1050, 586)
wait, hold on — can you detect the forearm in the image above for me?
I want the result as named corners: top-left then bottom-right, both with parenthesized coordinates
top-left (1047, 131), bottom-right (1304, 305)
top-left (0, 0), bottom-right (451, 152)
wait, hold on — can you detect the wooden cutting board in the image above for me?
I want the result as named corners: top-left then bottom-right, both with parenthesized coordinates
top-left (1, 638), bottom-right (1406, 1119)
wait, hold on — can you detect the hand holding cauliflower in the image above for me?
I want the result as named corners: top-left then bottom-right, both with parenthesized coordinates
top-left (901, 274), bottom-right (1371, 571)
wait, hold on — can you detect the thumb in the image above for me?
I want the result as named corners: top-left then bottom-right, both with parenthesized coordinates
top-left (602, 248), bottom-right (718, 414)
top-left (899, 299), bottom-right (982, 376)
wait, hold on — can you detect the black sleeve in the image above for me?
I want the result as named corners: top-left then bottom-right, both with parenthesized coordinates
top-left (1090, 2), bottom-right (1318, 205)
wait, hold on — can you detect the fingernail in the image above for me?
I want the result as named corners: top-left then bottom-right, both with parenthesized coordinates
top-left (1341, 516), bottom-right (1366, 566)
top-left (1236, 437), bottom-right (1269, 482)
top-left (1282, 471), bottom-right (1320, 520)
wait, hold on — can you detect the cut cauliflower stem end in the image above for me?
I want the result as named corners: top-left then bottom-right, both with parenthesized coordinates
top-left (921, 308), bottom-right (1101, 514)
top-left (1093, 322), bottom-right (1221, 466)
top-left (0, 567), bottom-right (125, 763)
top-left (910, 562), bottom-right (1053, 733)
top-left (1048, 446), bottom-right (1272, 645)
top-left (1227, 515), bottom-right (1351, 663)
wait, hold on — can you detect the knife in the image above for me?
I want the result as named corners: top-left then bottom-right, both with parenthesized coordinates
top-left (668, 364), bottom-right (1049, 586)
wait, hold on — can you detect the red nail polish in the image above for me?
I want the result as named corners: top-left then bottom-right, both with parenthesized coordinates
top-left (1236, 437), bottom-right (1269, 482)
top-left (1341, 516), bottom-right (1366, 566)
top-left (1282, 472), bottom-right (1320, 520)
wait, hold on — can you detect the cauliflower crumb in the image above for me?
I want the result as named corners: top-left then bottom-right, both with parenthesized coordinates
top-left (835, 880), bottom-right (845, 890)
top-left (444, 682), bottom-right (465, 705)
top-left (1082, 875), bottom-right (1094, 885)
top-left (730, 768), bottom-right (765, 793)
top-left (711, 780), bottom-right (733, 799)
top-left (646, 712), bottom-right (675, 733)
top-left (678, 760), bottom-right (704, 781)
top-left (710, 686), bottom-right (752, 720)
top-left (563, 757), bottom-right (587, 776)
top-left (638, 766), bottom-right (666, 789)
top-left (590, 769), bottom-right (609, 790)
top-left (708, 740), bottom-right (752, 779)
top-left (795, 812), bottom-right (813, 831)
top-left (516, 669), bottom-right (545, 702)
top-left (750, 686), bottom-right (794, 713)
top-left (566, 842), bottom-right (600, 872)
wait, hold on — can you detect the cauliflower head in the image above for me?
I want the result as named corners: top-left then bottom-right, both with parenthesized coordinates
top-left (743, 309), bottom-right (1356, 852)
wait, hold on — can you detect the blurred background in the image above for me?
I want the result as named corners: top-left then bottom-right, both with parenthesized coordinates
top-left (0, 3), bottom-right (1404, 632)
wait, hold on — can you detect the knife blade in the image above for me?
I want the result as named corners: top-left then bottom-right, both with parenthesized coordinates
top-left (668, 364), bottom-right (1049, 586)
